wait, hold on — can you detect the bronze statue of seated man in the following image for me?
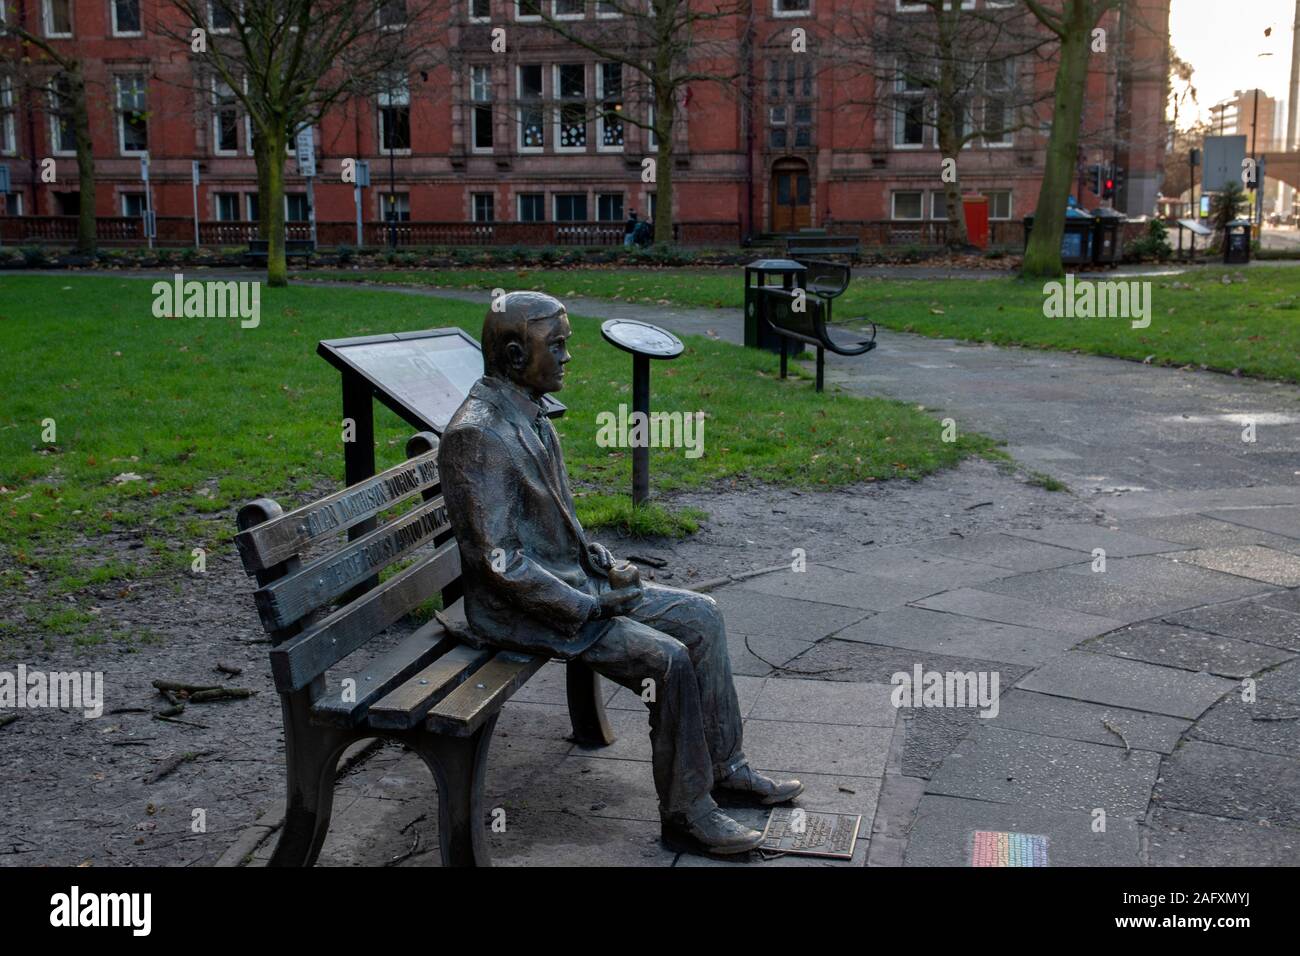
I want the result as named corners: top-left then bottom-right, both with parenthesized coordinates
top-left (438, 291), bottom-right (803, 855)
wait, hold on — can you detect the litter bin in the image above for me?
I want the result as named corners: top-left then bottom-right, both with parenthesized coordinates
top-left (1023, 205), bottom-right (1095, 266)
top-left (1090, 207), bottom-right (1126, 267)
top-left (744, 259), bottom-right (807, 353)
top-left (1223, 220), bottom-right (1252, 264)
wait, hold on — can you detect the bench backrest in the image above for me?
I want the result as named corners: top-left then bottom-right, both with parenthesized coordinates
top-left (234, 431), bottom-right (463, 694)
top-left (795, 259), bottom-right (851, 298)
top-left (760, 286), bottom-right (826, 346)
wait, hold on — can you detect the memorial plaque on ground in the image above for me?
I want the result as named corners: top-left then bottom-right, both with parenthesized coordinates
top-left (760, 808), bottom-right (861, 860)
top-left (318, 328), bottom-right (564, 434)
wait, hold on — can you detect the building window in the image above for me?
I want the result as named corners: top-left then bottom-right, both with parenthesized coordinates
top-left (213, 79), bottom-right (239, 154)
top-left (554, 193), bottom-right (587, 221)
top-left (554, 0), bottom-right (582, 17)
top-left (894, 69), bottom-right (927, 148)
top-left (379, 77), bottom-right (411, 152)
top-left (471, 65), bottom-right (493, 152)
top-left (378, 0), bottom-right (406, 28)
top-left (646, 191), bottom-right (657, 220)
top-left (516, 0), bottom-right (541, 18)
top-left (121, 192), bottom-right (145, 217)
top-left (112, 0), bottom-right (141, 34)
top-left (49, 76), bottom-right (77, 155)
top-left (518, 64), bottom-right (545, 150)
top-left (4, 192), bottom-right (24, 216)
top-left (285, 193), bottom-right (309, 222)
top-left (595, 0), bottom-right (619, 16)
top-left (598, 62), bottom-right (623, 150)
top-left (209, 0), bottom-right (235, 31)
top-left (930, 191), bottom-right (948, 220)
top-left (773, 0), bottom-right (809, 15)
top-left (215, 193), bottom-right (240, 221)
top-left (982, 189), bottom-right (1012, 220)
top-left (116, 75), bottom-right (148, 154)
top-left (982, 59), bottom-right (1014, 146)
top-left (518, 193), bottom-right (544, 221)
top-left (381, 193), bottom-right (410, 221)
top-left (891, 191), bottom-right (923, 220)
top-left (647, 100), bottom-right (657, 150)
top-left (1, 78), bottom-right (15, 156)
top-left (472, 193), bottom-right (495, 222)
top-left (470, 0), bottom-right (490, 20)
top-left (245, 193), bottom-right (259, 220)
top-left (767, 59), bottom-right (813, 149)
top-left (556, 64), bottom-right (586, 151)
top-left (597, 193), bottom-right (623, 221)
top-left (54, 191), bottom-right (80, 215)
top-left (44, 0), bottom-right (73, 37)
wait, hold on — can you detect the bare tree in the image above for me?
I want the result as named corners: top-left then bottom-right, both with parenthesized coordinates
top-left (159, 0), bottom-right (446, 285)
top-left (0, 15), bottom-right (99, 252)
top-left (825, 0), bottom-right (1053, 249)
top-left (520, 0), bottom-right (743, 245)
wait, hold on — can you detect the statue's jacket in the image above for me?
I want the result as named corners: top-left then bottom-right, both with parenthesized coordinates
top-left (439, 375), bottom-right (605, 660)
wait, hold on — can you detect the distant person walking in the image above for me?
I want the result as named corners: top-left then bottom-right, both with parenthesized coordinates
top-left (624, 210), bottom-right (639, 248)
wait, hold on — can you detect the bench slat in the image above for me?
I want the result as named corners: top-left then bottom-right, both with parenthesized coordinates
top-left (235, 448), bottom-right (440, 572)
top-left (270, 540), bottom-right (462, 692)
top-left (309, 618), bottom-right (457, 727)
top-left (425, 652), bottom-right (545, 737)
top-left (365, 644), bottom-right (496, 730)
top-left (253, 495), bottom-right (451, 631)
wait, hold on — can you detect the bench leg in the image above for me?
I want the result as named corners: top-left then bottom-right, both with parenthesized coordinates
top-left (269, 689), bottom-right (353, 867)
top-left (816, 347), bottom-right (825, 393)
top-left (566, 659), bottom-right (615, 746)
top-left (779, 336), bottom-right (788, 380)
top-left (413, 715), bottom-right (499, 867)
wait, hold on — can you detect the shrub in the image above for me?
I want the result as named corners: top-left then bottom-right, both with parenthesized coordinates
top-left (19, 245), bottom-right (46, 267)
top-left (1124, 219), bottom-right (1172, 262)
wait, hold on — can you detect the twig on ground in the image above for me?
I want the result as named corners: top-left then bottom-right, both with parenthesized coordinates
top-left (146, 750), bottom-right (213, 784)
top-left (215, 662), bottom-right (244, 677)
top-left (1101, 718), bottom-right (1131, 756)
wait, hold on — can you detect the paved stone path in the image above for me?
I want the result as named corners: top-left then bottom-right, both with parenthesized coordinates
top-left (217, 277), bottom-right (1299, 867)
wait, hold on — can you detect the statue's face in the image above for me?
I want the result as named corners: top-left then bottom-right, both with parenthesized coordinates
top-left (511, 313), bottom-right (573, 396)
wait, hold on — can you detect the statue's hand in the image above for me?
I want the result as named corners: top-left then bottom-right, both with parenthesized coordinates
top-left (587, 541), bottom-right (615, 571)
top-left (598, 585), bottom-right (644, 619)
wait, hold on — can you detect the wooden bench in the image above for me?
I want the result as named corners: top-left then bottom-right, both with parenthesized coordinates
top-left (244, 238), bottom-right (315, 265)
top-left (759, 287), bottom-right (876, 392)
top-left (784, 233), bottom-right (861, 261)
top-left (234, 431), bottom-right (615, 867)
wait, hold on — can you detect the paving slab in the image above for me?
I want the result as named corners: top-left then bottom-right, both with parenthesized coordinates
top-left (1171, 545), bottom-right (1300, 587)
top-left (901, 708), bottom-right (983, 779)
top-left (908, 532), bottom-right (1089, 572)
top-left (1081, 620), bottom-right (1294, 679)
top-left (490, 814), bottom-right (680, 867)
top-left (1124, 514), bottom-right (1300, 551)
top-left (741, 718), bottom-right (892, 777)
top-left (1164, 596), bottom-right (1300, 651)
top-left (820, 546), bottom-right (1017, 590)
top-left (1153, 739), bottom-right (1300, 829)
top-left (833, 605), bottom-right (1081, 666)
top-left (1262, 588), bottom-right (1300, 615)
top-left (911, 587), bottom-right (1124, 637)
top-left (732, 563), bottom-right (937, 611)
top-left (1002, 525), bottom-right (1185, 557)
top-left (977, 567), bottom-right (1202, 621)
top-left (1015, 652), bottom-right (1236, 719)
top-left (1188, 694), bottom-right (1300, 758)
top-left (1203, 505), bottom-right (1300, 541)
top-left (496, 700), bottom-right (589, 754)
top-left (906, 794), bottom-right (1142, 866)
top-left (607, 673), bottom-right (767, 717)
top-left (1102, 486), bottom-right (1300, 519)
top-left (709, 588), bottom-right (869, 641)
top-left (728, 631), bottom-right (818, 677)
top-left (991, 689), bottom-right (1191, 754)
top-left (1255, 657), bottom-right (1300, 704)
top-left (747, 677), bottom-right (898, 728)
top-left (1059, 554), bottom-right (1276, 603)
top-left (926, 727), bottom-right (1161, 816)
top-left (1144, 807), bottom-right (1300, 866)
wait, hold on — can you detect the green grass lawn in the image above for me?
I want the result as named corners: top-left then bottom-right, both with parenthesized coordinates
top-left (0, 274), bottom-right (994, 651)
top-left (321, 265), bottom-right (1300, 383)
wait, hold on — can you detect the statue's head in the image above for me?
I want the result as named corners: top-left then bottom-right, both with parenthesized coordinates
top-left (482, 291), bottom-right (573, 397)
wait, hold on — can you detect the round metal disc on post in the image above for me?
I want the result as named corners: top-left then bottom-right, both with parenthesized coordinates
top-left (599, 319), bottom-right (685, 507)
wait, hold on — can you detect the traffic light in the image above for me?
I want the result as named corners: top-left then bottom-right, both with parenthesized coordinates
top-left (1113, 165), bottom-right (1125, 198)
top-left (1102, 171), bottom-right (1115, 200)
top-left (1088, 163), bottom-right (1104, 195)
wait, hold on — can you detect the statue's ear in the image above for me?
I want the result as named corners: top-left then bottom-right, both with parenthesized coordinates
top-left (505, 339), bottom-right (527, 371)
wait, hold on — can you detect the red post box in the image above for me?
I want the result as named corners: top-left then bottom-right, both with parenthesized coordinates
top-left (962, 194), bottom-right (990, 249)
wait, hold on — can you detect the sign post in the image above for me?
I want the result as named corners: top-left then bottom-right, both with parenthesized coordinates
top-left (354, 160), bottom-right (370, 247)
top-left (140, 154), bottom-right (154, 250)
top-left (191, 160), bottom-right (201, 248)
top-left (296, 126), bottom-right (317, 246)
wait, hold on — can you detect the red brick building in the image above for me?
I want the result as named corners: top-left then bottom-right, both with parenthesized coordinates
top-left (0, 0), bottom-right (1170, 245)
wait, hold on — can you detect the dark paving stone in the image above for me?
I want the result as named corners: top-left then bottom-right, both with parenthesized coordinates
top-left (927, 727), bottom-right (1161, 815)
top-left (1016, 652), bottom-right (1235, 719)
top-left (1154, 739), bottom-right (1300, 828)
top-left (1124, 514), bottom-right (1300, 551)
top-left (911, 587), bottom-right (1123, 637)
top-left (727, 631), bottom-right (816, 678)
top-left (1203, 506), bottom-right (1300, 541)
top-left (821, 546), bottom-right (1016, 590)
top-left (1059, 555), bottom-right (1276, 604)
top-left (1255, 657), bottom-right (1300, 705)
top-left (1082, 620), bottom-right (1294, 679)
top-left (1144, 807), bottom-right (1300, 866)
top-left (1165, 597), bottom-right (1300, 651)
top-left (992, 690), bottom-right (1190, 755)
top-left (1171, 546), bottom-right (1300, 587)
top-left (910, 532), bottom-right (1088, 572)
top-left (902, 708), bottom-right (982, 780)
top-left (1262, 589), bottom-right (1300, 615)
top-left (710, 589), bottom-right (868, 642)
top-left (787, 638), bottom-right (1033, 689)
top-left (1189, 695), bottom-right (1300, 758)
top-left (978, 568), bottom-right (1199, 622)
top-left (732, 563), bottom-right (934, 611)
top-left (906, 794), bottom-right (1142, 866)
top-left (834, 606), bottom-right (1081, 666)
top-left (1003, 525), bottom-right (1184, 558)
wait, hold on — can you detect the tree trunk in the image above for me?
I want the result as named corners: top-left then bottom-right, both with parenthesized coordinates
top-left (933, 7), bottom-right (968, 250)
top-left (653, 83), bottom-right (674, 246)
top-left (1021, 2), bottom-right (1093, 278)
top-left (265, 127), bottom-right (288, 287)
top-left (935, 120), bottom-right (970, 250)
top-left (253, 129), bottom-right (271, 241)
top-left (68, 66), bottom-right (97, 254)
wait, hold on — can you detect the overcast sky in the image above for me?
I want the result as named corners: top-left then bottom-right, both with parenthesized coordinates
top-left (1170, 0), bottom-right (1298, 128)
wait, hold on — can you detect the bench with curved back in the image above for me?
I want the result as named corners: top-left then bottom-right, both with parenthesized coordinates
top-left (759, 283), bottom-right (876, 392)
top-left (233, 430), bottom-right (614, 867)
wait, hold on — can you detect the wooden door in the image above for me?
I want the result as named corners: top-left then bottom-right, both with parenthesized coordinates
top-left (771, 161), bottom-right (811, 232)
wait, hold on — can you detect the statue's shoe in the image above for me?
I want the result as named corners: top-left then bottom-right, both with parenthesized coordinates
top-left (661, 809), bottom-right (765, 856)
top-left (715, 766), bottom-right (805, 806)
